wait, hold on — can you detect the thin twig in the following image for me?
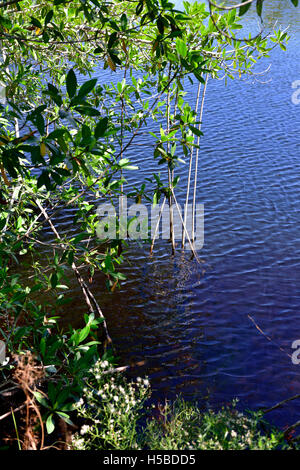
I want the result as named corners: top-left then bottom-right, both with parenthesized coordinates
top-left (150, 196), bottom-right (166, 255)
top-left (171, 188), bottom-right (201, 264)
top-left (182, 80), bottom-right (201, 248)
top-left (248, 315), bottom-right (292, 359)
top-left (0, 403), bottom-right (26, 422)
top-left (208, 0), bottom-right (254, 11)
top-left (284, 420), bottom-right (300, 436)
top-left (262, 394), bottom-right (300, 415)
top-left (192, 74), bottom-right (208, 247)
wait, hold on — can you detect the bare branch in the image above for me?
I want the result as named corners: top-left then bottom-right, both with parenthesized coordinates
top-left (262, 394), bottom-right (300, 415)
top-left (0, 403), bottom-right (26, 422)
top-left (208, 0), bottom-right (255, 11)
top-left (248, 315), bottom-right (292, 359)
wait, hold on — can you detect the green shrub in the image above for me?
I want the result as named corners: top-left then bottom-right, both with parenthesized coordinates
top-left (143, 399), bottom-right (290, 450)
top-left (71, 359), bottom-right (150, 450)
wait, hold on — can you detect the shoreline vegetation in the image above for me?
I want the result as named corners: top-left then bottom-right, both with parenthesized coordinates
top-left (1, 354), bottom-right (299, 450)
top-left (70, 360), bottom-right (299, 451)
top-left (0, 0), bottom-right (299, 450)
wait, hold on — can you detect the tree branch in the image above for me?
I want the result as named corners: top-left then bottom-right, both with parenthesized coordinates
top-left (208, 0), bottom-right (255, 11)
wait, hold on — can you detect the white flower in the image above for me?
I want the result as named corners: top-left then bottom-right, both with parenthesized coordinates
top-left (75, 398), bottom-right (84, 408)
top-left (72, 437), bottom-right (85, 450)
top-left (80, 425), bottom-right (90, 435)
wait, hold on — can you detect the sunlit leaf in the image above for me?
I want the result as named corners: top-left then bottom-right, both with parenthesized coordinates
top-left (46, 414), bottom-right (55, 434)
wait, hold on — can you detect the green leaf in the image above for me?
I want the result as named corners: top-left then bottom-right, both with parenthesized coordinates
top-left (44, 10), bottom-right (54, 26)
top-left (47, 128), bottom-right (69, 140)
top-left (29, 104), bottom-right (47, 118)
top-left (94, 46), bottom-right (104, 54)
top-left (78, 78), bottom-right (97, 98)
top-left (56, 388), bottom-right (71, 406)
top-left (30, 17), bottom-right (42, 29)
top-left (48, 382), bottom-right (56, 402)
top-left (109, 20), bottom-right (120, 31)
top-left (45, 83), bottom-right (63, 106)
top-left (95, 117), bottom-right (109, 139)
top-left (33, 392), bottom-right (50, 409)
top-left (239, 0), bottom-right (252, 16)
top-left (136, 1), bottom-right (144, 15)
top-left (256, 0), bottom-right (263, 17)
top-left (189, 125), bottom-right (203, 138)
top-left (176, 38), bottom-right (187, 58)
top-left (50, 272), bottom-right (58, 289)
top-left (118, 158), bottom-right (138, 170)
top-left (72, 232), bottom-right (87, 243)
top-left (111, 272), bottom-right (126, 281)
top-left (291, 0), bottom-right (298, 5)
top-left (75, 106), bottom-right (100, 116)
top-left (46, 414), bottom-right (55, 434)
top-left (31, 146), bottom-right (45, 164)
top-left (157, 16), bottom-right (164, 35)
top-left (90, 0), bottom-right (101, 6)
top-left (66, 69), bottom-right (77, 99)
top-left (16, 216), bottom-right (23, 230)
top-left (42, 31), bottom-right (50, 43)
top-left (108, 32), bottom-right (118, 49)
top-left (37, 171), bottom-right (52, 190)
top-left (78, 325), bottom-right (90, 343)
top-left (120, 13), bottom-right (127, 31)
top-left (36, 114), bottom-right (45, 135)
top-left (40, 337), bottom-right (46, 357)
top-left (48, 83), bottom-right (60, 95)
top-left (55, 412), bottom-right (74, 425)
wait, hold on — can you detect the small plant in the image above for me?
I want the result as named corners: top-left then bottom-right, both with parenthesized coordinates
top-left (71, 360), bottom-right (150, 450)
top-left (143, 398), bottom-right (291, 450)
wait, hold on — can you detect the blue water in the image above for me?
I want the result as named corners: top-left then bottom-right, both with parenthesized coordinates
top-left (55, 1), bottom-right (300, 429)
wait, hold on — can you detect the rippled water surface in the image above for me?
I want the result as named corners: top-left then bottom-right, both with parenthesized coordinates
top-left (51, 1), bottom-right (300, 427)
